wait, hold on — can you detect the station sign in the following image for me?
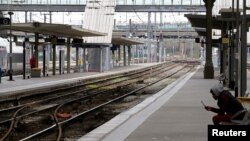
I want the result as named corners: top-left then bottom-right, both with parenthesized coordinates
top-left (222, 37), bottom-right (229, 44)
top-left (0, 18), bottom-right (10, 25)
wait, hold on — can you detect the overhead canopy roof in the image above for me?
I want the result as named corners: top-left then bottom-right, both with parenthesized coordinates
top-left (193, 27), bottom-right (207, 36)
top-left (185, 13), bottom-right (250, 36)
top-left (184, 14), bottom-right (221, 36)
top-left (0, 22), bottom-right (107, 38)
top-left (112, 36), bottom-right (144, 45)
top-left (185, 14), bottom-right (222, 29)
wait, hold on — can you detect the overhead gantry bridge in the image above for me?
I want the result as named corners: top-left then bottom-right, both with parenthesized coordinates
top-left (0, 0), bottom-right (204, 39)
top-left (0, 0), bottom-right (206, 12)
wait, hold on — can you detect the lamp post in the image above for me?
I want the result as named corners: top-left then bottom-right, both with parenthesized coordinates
top-left (8, 11), bottom-right (14, 81)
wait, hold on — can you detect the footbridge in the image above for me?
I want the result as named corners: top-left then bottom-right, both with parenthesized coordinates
top-left (0, 0), bottom-right (205, 12)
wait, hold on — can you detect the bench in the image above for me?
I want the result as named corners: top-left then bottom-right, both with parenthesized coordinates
top-left (237, 97), bottom-right (250, 110)
top-left (220, 97), bottom-right (250, 125)
top-left (230, 109), bottom-right (250, 125)
top-left (31, 68), bottom-right (41, 77)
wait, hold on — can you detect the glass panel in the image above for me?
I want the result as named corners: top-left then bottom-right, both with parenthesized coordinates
top-left (80, 0), bottom-right (84, 4)
top-left (50, 0), bottom-right (57, 4)
top-left (135, 0), bottom-right (143, 5)
top-left (164, 0), bottom-right (172, 5)
top-left (80, 0), bottom-right (87, 4)
top-left (69, 0), bottom-right (77, 4)
top-left (60, 0), bottom-right (67, 4)
top-left (40, 0), bottom-right (48, 4)
top-left (28, 0), bottom-right (35, 4)
top-left (155, 0), bottom-right (162, 5)
top-left (192, 0), bottom-right (201, 5)
top-left (79, 0), bottom-right (86, 5)
top-left (35, 0), bottom-right (39, 4)
top-left (172, 0), bottom-right (181, 5)
top-left (1, 0), bottom-right (9, 4)
top-left (145, 0), bottom-right (152, 5)
top-left (182, 0), bottom-right (191, 5)
top-left (127, 0), bottom-right (134, 5)
top-left (116, 0), bottom-right (125, 5)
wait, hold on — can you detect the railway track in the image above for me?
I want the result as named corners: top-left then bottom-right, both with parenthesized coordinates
top-left (0, 63), bottom-right (176, 115)
top-left (0, 62), bottom-right (171, 108)
top-left (0, 62), bottom-right (198, 141)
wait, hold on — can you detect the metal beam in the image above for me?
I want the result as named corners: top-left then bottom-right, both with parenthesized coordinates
top-left (0, 4), bottom-right (86, 12)
top-left (0, 4), bottom-right (206, 12)
top-left (115, 5), bottom-right (206, 12)
top-left (113, 30), bottom-right (198, 38)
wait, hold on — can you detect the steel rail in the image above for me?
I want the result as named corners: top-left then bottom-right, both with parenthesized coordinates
top-left (0, 106), bottom-right (26, 141)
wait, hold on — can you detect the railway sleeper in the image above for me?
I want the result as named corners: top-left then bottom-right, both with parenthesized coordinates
top-left (16, 115), bottom-right (54, 128)
top-left (137, 80), bottom-right (144, 84)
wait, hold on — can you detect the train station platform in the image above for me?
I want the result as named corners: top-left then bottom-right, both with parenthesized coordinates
top-left (0, 63), bottom-right (159, 98)
top-left (78, 66), bottom-right (250, 141)
top-left (1, 63), bottom-right (249, 141)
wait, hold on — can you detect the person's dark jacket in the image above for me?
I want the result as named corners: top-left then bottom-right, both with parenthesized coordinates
top-left (210, 90), bottom-right (244, 119)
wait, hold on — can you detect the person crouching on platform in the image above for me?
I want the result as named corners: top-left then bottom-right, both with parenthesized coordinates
top-left (204, 84), bottom-right (244, 125)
